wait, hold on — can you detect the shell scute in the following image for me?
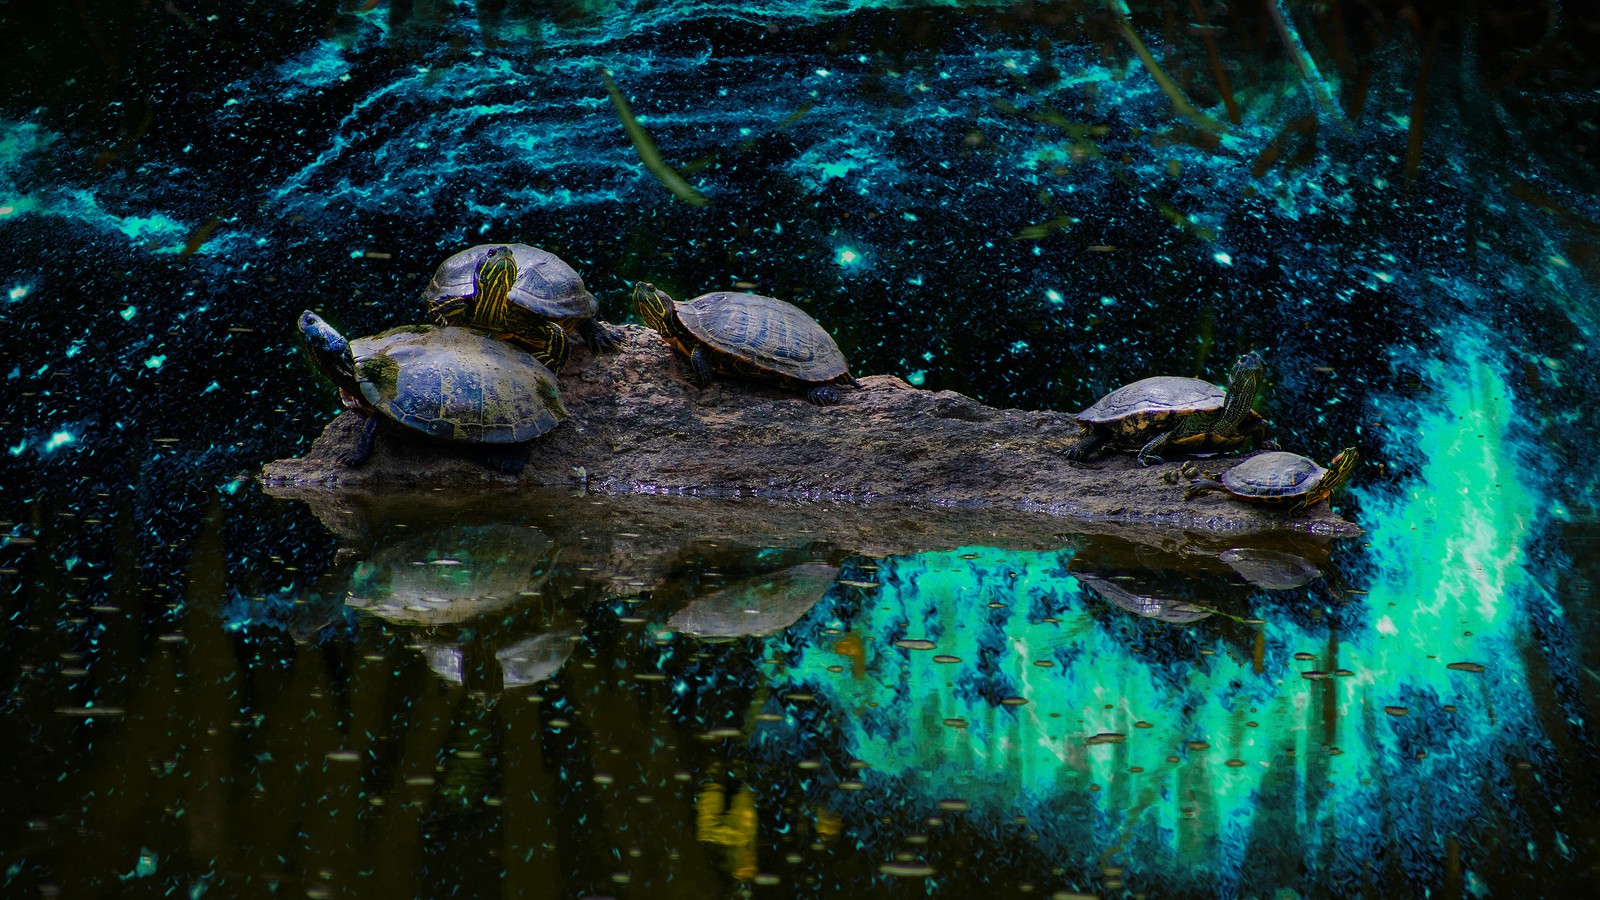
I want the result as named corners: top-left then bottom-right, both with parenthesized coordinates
top-left (676, 292), bottom-right (850, 382)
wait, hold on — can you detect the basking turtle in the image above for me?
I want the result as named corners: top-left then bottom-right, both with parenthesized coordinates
top-left (299, 311), bottom-right (566, 471)
top-left (1062, 352), bottom-right (1275, 466)
top-left (632, 282), bottom-right (859, 405)
top-left (1184, 448), bottom-right (1359, 513)
top-left (422, 243), bottom-right (621, 371)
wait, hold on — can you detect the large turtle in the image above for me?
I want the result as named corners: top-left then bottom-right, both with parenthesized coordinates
top-left (1062, 352), bottom-right (1275, 466)
top-left (422, 243), bottom-right (621, 371)
top-left (1184, 448), bottom-right (1359, 513)
top-left (299, 311), bottom-right (566, 471)
top-left (632, 282), bottom-right (859, 405)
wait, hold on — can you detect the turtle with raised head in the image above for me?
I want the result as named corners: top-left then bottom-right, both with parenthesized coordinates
top-left (1184, 448), bottom-right (1359, 513)
top-left (632, 282), bottom-right (859, 405)
top-left (422, 243), bottom-right (621, 371)
top-left (299, 311), bottom-right (566, 471)
top-left (1062, 352), bottom-right (1275, 466)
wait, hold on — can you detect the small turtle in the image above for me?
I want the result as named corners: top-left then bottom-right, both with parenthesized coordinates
top-left (299, 311), bottom-right (566, 471)
top-left (632, 282), bottom-right (859, 405)
top-left (1062, 352), bottom-right (1275, 466)
top-left (1184, 448), bottom-right (1359, 513)
top-left (422, 243), bottom-right (621, 371)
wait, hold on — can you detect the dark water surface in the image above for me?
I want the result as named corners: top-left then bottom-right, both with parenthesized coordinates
top-left (5, 0), bottom-right (1600, 896)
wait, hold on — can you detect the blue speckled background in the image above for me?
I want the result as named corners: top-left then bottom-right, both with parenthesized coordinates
top-left (3, 0), bottom-right (1599, 894)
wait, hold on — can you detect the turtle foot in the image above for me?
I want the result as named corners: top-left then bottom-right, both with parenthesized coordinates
top-left (806, 385), bottom-right (840, 406)
top-left (583, 320), bottom-right (624, 353)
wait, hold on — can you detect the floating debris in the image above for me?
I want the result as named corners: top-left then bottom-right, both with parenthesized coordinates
top-left (1447, 662), bottom-right (1486, 673)
top-left (894, 639), bottom-right (937, 650)
top-left (601, 68), bottom-right (709, 207)
top-left (1085, 733), bottom-right (1126, 745)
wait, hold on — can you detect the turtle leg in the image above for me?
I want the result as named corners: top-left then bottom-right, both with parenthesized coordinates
top-left (428, 295), bottom-right (469, 325)
top-left (479, 441), bottom-right (533, 476)
top-left (1136, 431), bottom-right (1173, 467)
top-left (513, 322), bottom-right (570, 372)
top-left (806, 384), bottom-right (840, 406)
top-left (689, 346), bottom-right (716, 388)
top-left (1244, 418), bottom-right (1280, 451)
top-left (1061, 428), bottom-right (1107, 462)
top-left (1183, 481), bottom-right (1228, 502)
top-left (578, 317), bottom-right (623, 353)
top-left (339, 415), bottom-right (379, 469)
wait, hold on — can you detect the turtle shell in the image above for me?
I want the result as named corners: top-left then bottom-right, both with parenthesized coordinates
top-left (422, 243), bottom-right (598, 321)
top-left (351, 325), bottom-right (566, 443)
top-left (1219, 451), bottom-right (1326, 499)
top-left (674, 292), bottom-right (851, 383)
top-left (1076, 376), bottom-right (1224, 435)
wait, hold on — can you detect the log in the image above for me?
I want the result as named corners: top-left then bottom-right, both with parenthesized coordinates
top-left (261, 325), bottom-right (1360, 538)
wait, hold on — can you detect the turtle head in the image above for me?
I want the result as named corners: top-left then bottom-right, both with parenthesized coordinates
top-left (465, 246), bottom-right (520, 328)
top-left (632, 282), bottom-right (675, 336)
top-left (1321, 447), bottom-right (1360, 495)
top-left (1218, 351), bottom-right (1266, 430)
top-left (299, 310), bottom-right (358, 395)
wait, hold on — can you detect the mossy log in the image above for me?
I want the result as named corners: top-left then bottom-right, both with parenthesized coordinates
top-left (262, 326), bottom-right (1360, 538)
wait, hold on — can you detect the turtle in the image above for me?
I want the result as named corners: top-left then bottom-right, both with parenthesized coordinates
top-left (1183, 448), bottom-right (1359, 513)
top-left (421, 243), bottom-right (621, 371)
top-left (632, 282), bottom-right (859, 405)
top-left (1062, 351), bottom-right (1276, 466)
top-left (298, 311), bottom-right (566, 471)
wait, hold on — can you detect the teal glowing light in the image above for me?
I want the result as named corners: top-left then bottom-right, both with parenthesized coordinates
top-left (906, 369), bottom-right (926, 386)
top-left (43, 431), bottom-right (74, 452)
top-left (144, 355), bottom-right (167, 370)
top-left (1214, 252), bottom-right (1233, 266)
top-left (8, 284), bottom-right (28, 301)
top-left (120, 306), bottom-right (137, 321)
top-left (8, 440), bottom-right (25, 456)
top-left (836, 247), bottom-right (860, 266)
top-left (1045, 289), bottom-right (1063, 305)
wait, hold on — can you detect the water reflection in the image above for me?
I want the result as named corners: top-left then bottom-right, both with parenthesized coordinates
top-left (2, 479), bottom-right (1589, 896)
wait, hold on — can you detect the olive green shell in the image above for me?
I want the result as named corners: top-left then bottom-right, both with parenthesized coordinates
top-left (675, 292), bottom-right (851, 383)
top-left (422, 243), bottom-right (598, 321)
top-left (351, 325), bottom-right (565, 443)
top-left (1076, 376), bottom-right (1224, 437)
top-left (1217, 451), bottom-right (1326, 501)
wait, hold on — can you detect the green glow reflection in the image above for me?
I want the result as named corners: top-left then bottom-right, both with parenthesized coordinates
top-left (778, 338), bottom-right (1547, 889)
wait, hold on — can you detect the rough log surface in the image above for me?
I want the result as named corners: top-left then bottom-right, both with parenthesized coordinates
top-left (262, 325), bottom-right (1360, 538)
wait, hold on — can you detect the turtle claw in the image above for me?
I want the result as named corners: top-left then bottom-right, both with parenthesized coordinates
top-left (806, 385), bottom-right (840, 406)
top-left (582, 319), bottom-right (624, 353)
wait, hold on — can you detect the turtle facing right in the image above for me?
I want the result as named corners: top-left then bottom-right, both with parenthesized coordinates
top-left (1062, 352), bottom-right (1275, 466)
top-left (1184, 448), bottom-right (1359, 513)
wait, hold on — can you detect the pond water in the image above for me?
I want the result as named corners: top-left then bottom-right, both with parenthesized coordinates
top-left (5, 0), bottom-right (1600, 896)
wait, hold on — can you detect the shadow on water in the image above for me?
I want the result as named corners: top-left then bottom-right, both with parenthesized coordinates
top-left (2, 479), bottom-right (1591, 897)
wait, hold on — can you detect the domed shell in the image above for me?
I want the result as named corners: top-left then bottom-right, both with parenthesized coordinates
top-left (1219, 451), bottom-right (1326, 498)
top-left (351, 325), bottom-right (566, 443)
top-left (1076, 376), bottom-right (1224, 425)
top-left (675, 292), bottom-right (851, 382)
top-left (422, 243), bottom-right (598, 320)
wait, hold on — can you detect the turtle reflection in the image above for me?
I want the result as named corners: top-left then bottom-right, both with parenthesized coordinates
top-left (668, 562), bottom-right (840, 639)
top-left (1067, 531), bottom-right (1332, 624)
top-left (346, 522), bottom-right (557, 626)
top-left (419, 627), bottom-right (579, 689)
top-left (1218, 547), bottom-right (1323, 591)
